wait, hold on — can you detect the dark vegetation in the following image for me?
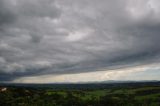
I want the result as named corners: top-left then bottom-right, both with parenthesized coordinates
top-left (0, 82), bottom-right (160, 106)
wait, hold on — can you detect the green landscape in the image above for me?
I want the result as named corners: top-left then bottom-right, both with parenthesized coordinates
top-left (1, 0), bottom-right (160, 106)
top-left (0, 82), bottom-right (160, 106)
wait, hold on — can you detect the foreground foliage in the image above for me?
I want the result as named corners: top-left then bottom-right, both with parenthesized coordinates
top-left (0, 86), bottom-right (160, 106)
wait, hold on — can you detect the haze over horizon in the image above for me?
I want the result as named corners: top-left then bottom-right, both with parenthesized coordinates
top-left (1, 0), bottom-right (160, 83)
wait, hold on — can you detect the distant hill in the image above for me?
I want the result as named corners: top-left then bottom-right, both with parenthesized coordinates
top-left (0, 80), bottom-right (160, 90)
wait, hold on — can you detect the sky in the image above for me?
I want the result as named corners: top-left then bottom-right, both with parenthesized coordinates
top-left (1, 0), bottom-right (160, 83)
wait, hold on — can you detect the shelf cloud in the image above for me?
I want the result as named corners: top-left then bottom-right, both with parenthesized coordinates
top-left (1, 0), bottom-right (160, 82)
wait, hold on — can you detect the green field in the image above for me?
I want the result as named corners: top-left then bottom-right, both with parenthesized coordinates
top-left (0, 85), bottom-right (160, 106)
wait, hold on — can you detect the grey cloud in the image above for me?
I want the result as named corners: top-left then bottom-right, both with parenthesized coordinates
top-left (0, 0), bottom-right (15, 26)
top-left (1, 0), bottom-right (160, 82)
top-left (17, 0), bottom-right (60, 18)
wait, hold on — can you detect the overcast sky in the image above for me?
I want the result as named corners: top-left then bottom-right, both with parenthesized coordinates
top-left (1, 0), bottom-right (160, 83)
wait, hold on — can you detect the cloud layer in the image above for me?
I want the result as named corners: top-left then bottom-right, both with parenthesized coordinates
top-left (1, 0), bottom-right (160, 82)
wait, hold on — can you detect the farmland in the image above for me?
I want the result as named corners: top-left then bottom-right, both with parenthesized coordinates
top-left (0, 82), bottom-right (160, 106)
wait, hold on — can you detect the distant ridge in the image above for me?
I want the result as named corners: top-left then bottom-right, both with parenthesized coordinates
top-left (73, 80), bottom-right (160, 84)
top-left (0, 80), bottom-right (160, 85)
top-left (0, 80), bottom-right (160, 90)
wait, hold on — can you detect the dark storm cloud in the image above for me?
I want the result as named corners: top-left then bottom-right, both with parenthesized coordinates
top-left (1, 0), bottom-right (160, 82)
top-left (0, 0), bottom-right (15, 26)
